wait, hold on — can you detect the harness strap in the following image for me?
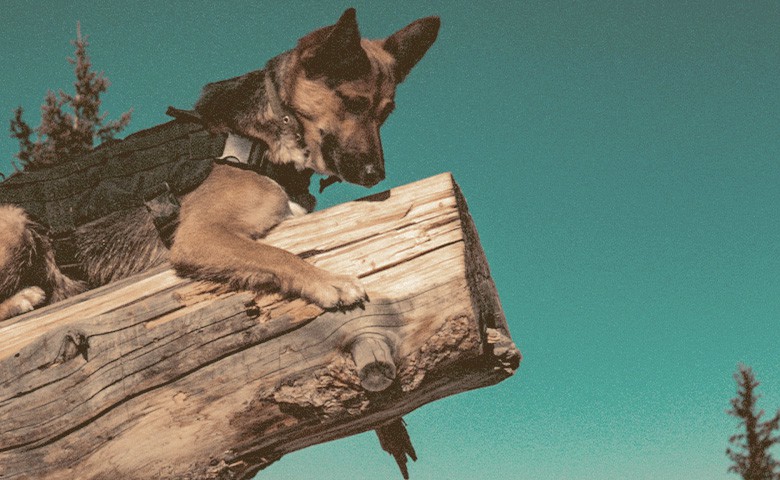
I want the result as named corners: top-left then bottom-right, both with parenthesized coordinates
top-left (143, 182), bottom-right (180, 248)
top-left (52, 233), bottom-right (83, 280)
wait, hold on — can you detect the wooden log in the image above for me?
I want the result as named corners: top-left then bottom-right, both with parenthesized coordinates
top-left (0, 173), bottom-right (521, 480)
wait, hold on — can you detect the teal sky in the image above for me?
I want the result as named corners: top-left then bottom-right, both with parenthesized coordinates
top-left (2, 1), bottom-right (779, 479)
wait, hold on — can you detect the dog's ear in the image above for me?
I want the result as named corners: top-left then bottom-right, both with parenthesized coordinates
top-left (300, 8), bottom-right (371, 81)
top-left (383, 16), bottom-right (440, 83)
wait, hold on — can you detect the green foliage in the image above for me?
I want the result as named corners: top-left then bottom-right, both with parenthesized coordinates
top-left (9, 23), bottom-right (131, 170)
top-left (727, 364), bottom-right (780, 480)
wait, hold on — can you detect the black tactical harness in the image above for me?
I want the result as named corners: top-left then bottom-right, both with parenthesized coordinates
top-left (0, 107), bottom-right (315, 279)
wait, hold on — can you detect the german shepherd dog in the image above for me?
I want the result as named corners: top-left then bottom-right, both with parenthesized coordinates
top-left (0, 9), bottom-right (440, 321)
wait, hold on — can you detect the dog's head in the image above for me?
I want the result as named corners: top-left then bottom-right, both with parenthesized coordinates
top-left (288, 9), bottom-right (440, 187)
top-left (194, 9), bottom-right (439, 188)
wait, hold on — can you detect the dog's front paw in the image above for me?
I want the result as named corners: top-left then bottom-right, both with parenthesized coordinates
top-left (15, 286), bottom-right (47, 313)
top-left (0, 287), bottom-right (47, 320)
top-left (301, 272), bottom-right (368, 310)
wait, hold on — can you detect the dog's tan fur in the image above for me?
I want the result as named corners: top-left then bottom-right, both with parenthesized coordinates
top-left (0, 9), bottom-right (439, 320)
top-left (171, 165), bottom-right (367, 307)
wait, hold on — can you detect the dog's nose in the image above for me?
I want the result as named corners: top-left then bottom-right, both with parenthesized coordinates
top-left (360, 164), bottom-right (384, 187)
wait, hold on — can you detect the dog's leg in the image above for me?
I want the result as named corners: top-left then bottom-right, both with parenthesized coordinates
top-left (0, 205), bottom-right (85, 321)
top-left (171, 166), bottom-right (367, 309)
top-left (0, 287), bottom-right (46, 320)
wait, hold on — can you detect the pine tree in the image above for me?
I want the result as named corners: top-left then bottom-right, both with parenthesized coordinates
top-left (9, 22), bottom-right (131, 170)
top-left (727, 364), bottom-right (780, 480)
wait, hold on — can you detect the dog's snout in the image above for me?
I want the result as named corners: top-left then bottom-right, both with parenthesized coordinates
top-left (360, 164), bottom-right (384, 187)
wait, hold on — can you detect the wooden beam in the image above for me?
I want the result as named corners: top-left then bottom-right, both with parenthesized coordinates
top-left (0, 173), bottom-right (520, 479)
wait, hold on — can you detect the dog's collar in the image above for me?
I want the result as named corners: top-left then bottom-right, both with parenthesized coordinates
top-left (265, 77), bottom-right (297, 130)
top-left (264, 64), bottom-right (304, 145)
top-left (216, 133), bottom-right (266, 168)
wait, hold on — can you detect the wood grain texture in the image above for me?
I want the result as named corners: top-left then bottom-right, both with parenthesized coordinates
top-left (0, 173), bottom-right (521, 479)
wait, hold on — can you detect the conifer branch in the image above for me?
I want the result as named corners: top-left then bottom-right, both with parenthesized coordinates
top-left (8, 22), bottom-right (131, 170)
top-left (727, 364), bottom-right (780, 480)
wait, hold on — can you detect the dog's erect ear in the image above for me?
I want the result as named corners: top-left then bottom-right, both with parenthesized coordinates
top-left (301, 8), bottom-right (371, 81)
top-left (383, 16), bottom-right (440, 83)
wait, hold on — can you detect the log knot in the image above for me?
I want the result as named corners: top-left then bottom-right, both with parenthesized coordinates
top-left (40, 330), bottom-right (90, 370)
top-left (349, 333), bottom-right (397, 392)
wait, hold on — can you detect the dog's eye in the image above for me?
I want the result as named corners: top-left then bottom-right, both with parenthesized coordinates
top-left (342, 95), bottom-right (370, 114)
top-left (379, 101), bottom-right (395, 123)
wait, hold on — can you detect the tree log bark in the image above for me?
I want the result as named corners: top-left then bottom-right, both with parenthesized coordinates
top-left (0, 173), bottom-right (521, 479)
